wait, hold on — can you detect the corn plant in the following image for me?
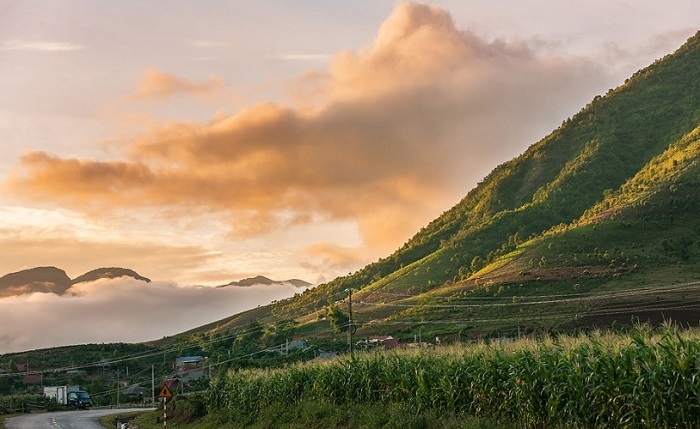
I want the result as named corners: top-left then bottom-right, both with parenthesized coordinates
top-left (211, 326), bottom-right (700, 428)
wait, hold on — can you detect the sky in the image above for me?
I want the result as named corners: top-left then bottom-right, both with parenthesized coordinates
top-left (0, 1), bottom-right (697, 353)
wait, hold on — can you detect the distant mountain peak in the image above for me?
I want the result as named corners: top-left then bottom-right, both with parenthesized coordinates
top-left (0, 266), bottom-right (151, 298)
top-left (0, 266), bottom-right (72, 298)
top-left (71, 267), bottom-right (151, 286)
top-left (218, 275), bottom-right (312, 288)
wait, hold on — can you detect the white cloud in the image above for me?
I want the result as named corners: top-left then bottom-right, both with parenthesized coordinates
top-left (2, 40), bottom-right (84, 52)
top-left (276, 54), bottom-right (332, 61)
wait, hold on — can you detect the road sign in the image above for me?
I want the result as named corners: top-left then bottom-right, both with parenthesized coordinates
top-left (157, 384), bottom-right (173, 399)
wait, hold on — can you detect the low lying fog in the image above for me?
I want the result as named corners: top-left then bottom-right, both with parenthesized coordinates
top-left (0, 278), bottom-right (304, 354)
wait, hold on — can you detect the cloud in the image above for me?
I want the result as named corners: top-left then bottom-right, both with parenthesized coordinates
top-left (1, 39), bottom-right (84, 52)
top-left (276, 54), bottom-right (332, 61)
top-left (5, 3), bottom-right (607, 255)
top-left (190, 40), bottom-right (228, 48)
top-left (0, 278), bottom-right (302, 354)
top-left (300, 242), bottom-right (373, 275)
top-left (134, 68), bottom-right (225, 101)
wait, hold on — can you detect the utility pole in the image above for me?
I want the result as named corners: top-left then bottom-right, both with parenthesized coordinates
top-left (116, 369), bottom-right (120, 407)
top-left (346, 288), bottom-right (355, 357)
top-left (151, 364), bottom-right (155, 405)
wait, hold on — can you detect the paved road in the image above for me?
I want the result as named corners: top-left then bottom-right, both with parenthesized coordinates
top-left (5, 408), bottom-right (153, 429)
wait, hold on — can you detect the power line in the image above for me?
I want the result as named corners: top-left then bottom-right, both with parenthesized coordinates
top-left (354, 281), bottom-right (700, 310)
top-left (3, 282), bottom-right (697, 378)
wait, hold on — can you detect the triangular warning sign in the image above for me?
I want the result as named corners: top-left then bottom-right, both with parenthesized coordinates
top-left (158, 384), bottom-right (173, 398)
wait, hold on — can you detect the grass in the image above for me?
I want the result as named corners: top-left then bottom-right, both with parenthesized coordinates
top-left (0, 413), bottom-right (17, 429)
top-left (99, 411), bottom-right (145, 429)
top-left (128, 401), bottom-right (511, 429)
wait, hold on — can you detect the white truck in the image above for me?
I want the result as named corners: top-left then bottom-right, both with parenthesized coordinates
top-left (43, 385), bottom-right (93, 408)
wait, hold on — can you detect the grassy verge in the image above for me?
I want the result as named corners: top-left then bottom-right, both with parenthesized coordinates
top-left (99, 411), bottom-right (146, 429)
top-left (0, 414), bottom-right (13, 429)
top-left (129, 401), bottom-right (512, 429)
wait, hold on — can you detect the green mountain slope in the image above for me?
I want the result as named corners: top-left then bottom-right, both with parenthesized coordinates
top-left (287, 32), bottom-right (698, 303)
top-left (180, 31), bottom-right (700, 343)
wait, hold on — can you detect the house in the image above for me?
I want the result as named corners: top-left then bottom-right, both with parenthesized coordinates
top-left (122, 384), bottom-right (145, 402)
top-left (21, 373), bottom-right (43, 393)
top-left (355, 336), bottom-right (402, 349)
top-left (180, 368), bottom-right (205, 382)
top-left (175, 356), bottom-right (204, 370)
top-left (22, 374), bottom-right (43, 385)
top-left (175, 356), bottom-right (206, 381)
top-left (268, 340), bottom-right (309, 355)
top-left (287, 340), bottom-right (307, 351)
top-left (16, 363), bottom-right (27, 372)
top-left (367, 336), bottom-right (401, 348)
top-left (162, 378), bottom-right (180, 393)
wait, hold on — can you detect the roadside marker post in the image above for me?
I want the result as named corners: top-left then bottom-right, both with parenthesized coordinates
top-left (158, 385), bottom-right (173, 428)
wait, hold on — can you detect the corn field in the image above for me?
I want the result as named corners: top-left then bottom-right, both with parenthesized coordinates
top-left (210, 327), bottom-right (700, 428)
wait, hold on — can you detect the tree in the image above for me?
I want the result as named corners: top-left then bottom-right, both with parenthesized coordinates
top-left (470, 256), bottom-right (485, 273)
top-left (325, 303), bottom-right (350, 334)
top-left (262, 319), bottom-right (298, 347)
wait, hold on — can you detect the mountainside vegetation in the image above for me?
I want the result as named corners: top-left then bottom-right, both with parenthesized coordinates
top-left (191, 31), bottom-right (700, 344)
top-left (121, 33), bottom-right (700, 428)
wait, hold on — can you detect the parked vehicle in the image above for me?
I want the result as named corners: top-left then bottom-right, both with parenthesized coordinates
top-left (43, 385), bottom-right (92, 408)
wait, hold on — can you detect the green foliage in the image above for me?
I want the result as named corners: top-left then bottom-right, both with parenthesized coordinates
top-left (0, 342), bottom-right (171, 403)
top-left (262, 319), bottom-right (298, 347)
top-left (0, 394), bottom-right (53, 414)
top-left (168, 393), bottom-right (209, 423)
top-left (324, 303), bottom-right (350, 334)
top-left (212, 327), bottom-right (700, 428)
top-left (132, 400), bottom-right (511, 429)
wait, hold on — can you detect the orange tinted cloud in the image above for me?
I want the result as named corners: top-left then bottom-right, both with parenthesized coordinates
top-left (8, 152), bottom-right (153, 205)
top-left (135, 68), bottom-right (224, 101)
top-left (0, 234), bottom-right (219, 286)
top-left (301, 242), bottom-right (375, 275)
top-left (5, 3), bottom-right (606, 252)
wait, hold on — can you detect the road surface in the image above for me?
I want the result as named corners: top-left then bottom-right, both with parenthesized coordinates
top-left (5, 408), bottom-right (153, 429)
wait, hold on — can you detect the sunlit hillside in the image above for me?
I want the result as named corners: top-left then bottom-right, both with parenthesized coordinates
top-left (178, 31), bottom-right (700, 345)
